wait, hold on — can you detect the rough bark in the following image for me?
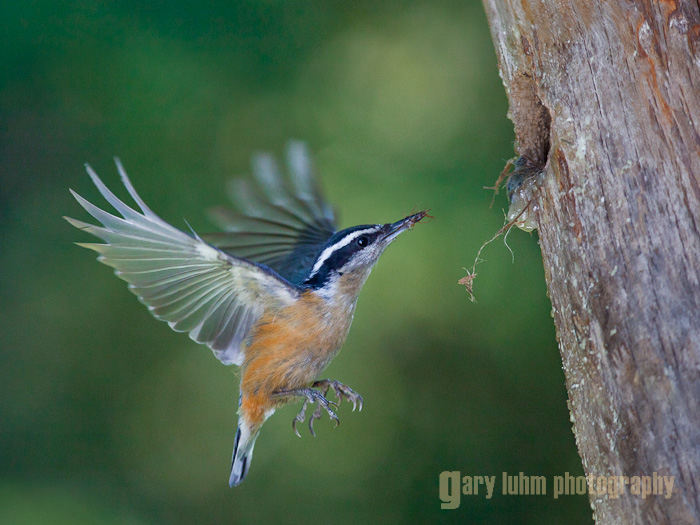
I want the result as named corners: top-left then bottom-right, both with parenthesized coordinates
top-left (481, 1), bottom-right (700, 523)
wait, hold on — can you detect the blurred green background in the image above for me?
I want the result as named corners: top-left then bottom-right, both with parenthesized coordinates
top-left (1, 1), bottom-right (591, 523)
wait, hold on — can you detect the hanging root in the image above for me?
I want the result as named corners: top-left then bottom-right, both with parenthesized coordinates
top-left (459, 198), bottom-right (534, 302)
top-left (460, 154), bottom-right (545, 301)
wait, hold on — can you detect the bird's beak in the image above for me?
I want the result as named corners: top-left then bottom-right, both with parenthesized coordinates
top-left (381, 210), bottom-right (428, 242)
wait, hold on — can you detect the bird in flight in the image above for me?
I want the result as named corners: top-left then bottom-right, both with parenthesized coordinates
top-left (66, 141), bottom-right (427, 486)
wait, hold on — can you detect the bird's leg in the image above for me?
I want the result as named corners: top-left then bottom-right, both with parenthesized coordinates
top-left (307, 379), bottom-right (364, 434)
top-left (272, 387), bottom-right (338, 437)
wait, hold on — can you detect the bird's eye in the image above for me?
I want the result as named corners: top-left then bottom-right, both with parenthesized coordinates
top-left (356, 236), bottom-right (369, 247)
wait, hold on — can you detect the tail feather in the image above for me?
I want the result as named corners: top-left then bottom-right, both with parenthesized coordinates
top-left (229, 422), bottom-right (255, 487)
top-left (229, 393), bottom-right (276, 487)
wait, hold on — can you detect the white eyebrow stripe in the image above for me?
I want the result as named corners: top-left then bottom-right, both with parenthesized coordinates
top-left (308, 227), bottom-right (379, 278)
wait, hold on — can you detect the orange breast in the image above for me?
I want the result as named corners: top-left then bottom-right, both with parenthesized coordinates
top-left (240, 291), bottom-right (355, 402)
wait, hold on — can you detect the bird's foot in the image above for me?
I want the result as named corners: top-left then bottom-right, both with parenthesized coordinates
top-left (312, 379), bottom-right (364, 412)
top-left (272, 387), bottom-right (339, 437)
top-left (307, 379), bottom-right (363, 436)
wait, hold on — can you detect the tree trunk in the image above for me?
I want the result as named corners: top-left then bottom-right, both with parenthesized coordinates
top-left (481, 1), bottom-right (700, 523)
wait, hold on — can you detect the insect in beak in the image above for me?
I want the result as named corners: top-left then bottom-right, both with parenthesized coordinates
top-left (381, 210), bottom-right (430, 242)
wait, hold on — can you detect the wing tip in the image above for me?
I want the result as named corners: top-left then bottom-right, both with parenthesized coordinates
top-left (74, 241), bottom-right (103, 250)
top-left (64, 215), bottom-right (94, 230)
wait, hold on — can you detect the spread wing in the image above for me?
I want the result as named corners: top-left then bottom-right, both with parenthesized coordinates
top-left (65, 160), bottom-right (299, 366)
top-left (204, 141), bottom-right (337, 285)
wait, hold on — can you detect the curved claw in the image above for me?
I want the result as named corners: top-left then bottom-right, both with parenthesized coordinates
top-left (292, 398), bottom-right (309, 438)
top-left (349, 395), bottom-right (362, 412)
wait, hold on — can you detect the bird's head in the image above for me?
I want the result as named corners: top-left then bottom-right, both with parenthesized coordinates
top-left (303, 211), bottom-right (428, 296)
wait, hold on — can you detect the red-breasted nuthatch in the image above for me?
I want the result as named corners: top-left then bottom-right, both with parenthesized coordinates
top-left (66, 142), bottom-right (427, 486)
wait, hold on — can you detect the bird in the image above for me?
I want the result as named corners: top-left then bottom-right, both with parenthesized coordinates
top-left (65, 141), bottom-right (427, 487)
